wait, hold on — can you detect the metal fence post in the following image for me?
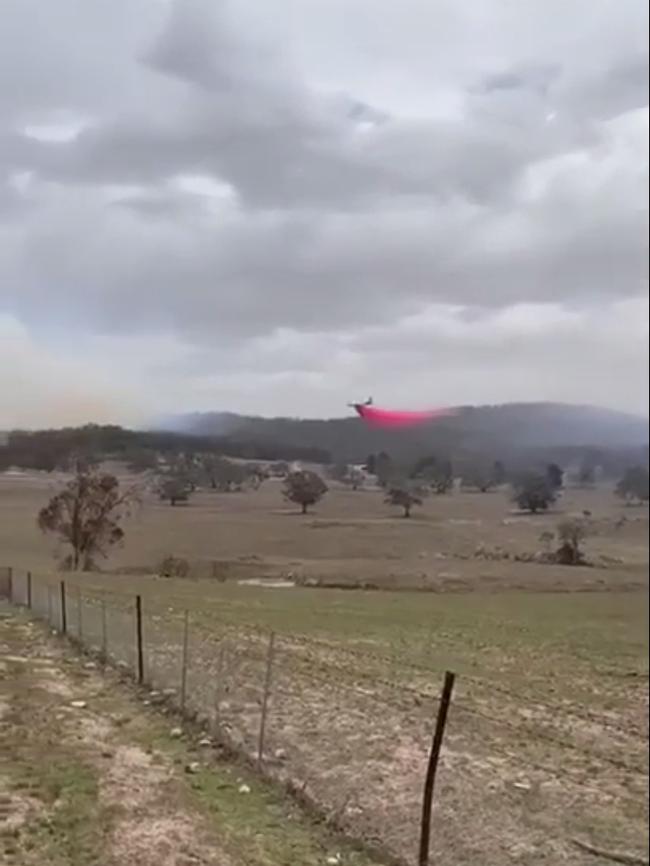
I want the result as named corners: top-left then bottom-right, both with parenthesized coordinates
top-left (135, 595), bottom-right (144, 684)
top-left (60, 580), bottom-right (67, 634)
top-left (47, 586), bottom-right (53, 625)
top-left (418, 671), bottom-right (455, 866)
top-left (7, 567), bottom-right (13, 603)
top-left (26, 571), bottom-right (32, 609)
top-left (257, 632), bottom-right (276, 768)
top-left (180, 610), bottom-right (190, 712)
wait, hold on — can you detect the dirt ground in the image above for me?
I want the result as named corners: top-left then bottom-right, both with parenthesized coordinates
top-left (0, 605), bottom-right (383, 866)
top-left (0, 470), bottom-right (647, 591)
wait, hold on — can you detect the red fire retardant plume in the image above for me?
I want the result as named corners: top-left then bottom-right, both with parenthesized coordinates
top-left (353, 404), bottom-right (456, 428)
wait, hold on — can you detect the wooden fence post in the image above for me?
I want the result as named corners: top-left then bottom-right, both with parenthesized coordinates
top-left (257, 632), bottom-right (276, 768)
top-left (77, 588), bottom-right (83, 641)
top-left (26, 571), bottom-right (32, 609)
top-left (212, 641), bottom-right (227, 734)
top-left (180, 610), bottom-right (190, 712)
top-left (60, 581), bottom-right (67, 634)
top-left (418, 671), bottom-right (455, 866)
top-left (100, 596), bottom-right (108, 664)
top-left (135, 595), bottom-right (144, 684)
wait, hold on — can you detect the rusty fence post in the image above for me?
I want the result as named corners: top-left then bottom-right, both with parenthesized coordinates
top-left (135, 595), bottom-right (144, 684)
top-left (26, 571), bottom-right (32, 609)
top-left (180, 610), bottom-right (190, 712)
top-left (60, 580), bottom-right (67, 634)
top-left (257, 632), bottom-right (276, 768)
top-left (418, 671), bottom-right (456, 866)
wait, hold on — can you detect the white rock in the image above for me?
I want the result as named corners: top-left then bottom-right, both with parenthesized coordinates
top-left (198, 737), bottom-right (212, 747)
top-left (326, 856), bottom-right (342, 865)
top-left (70, 700), bottom-right (87, 709)
top-left (185, 762), bottom-right (201, 774)
top-left (83, 661), bottom-right (97, 670)
top-left (169, 727), bottom-right (183, 739)
top-left (273, 748), bottom-right (287, 761)
top-left (238, 783), bottom-right (251, 794)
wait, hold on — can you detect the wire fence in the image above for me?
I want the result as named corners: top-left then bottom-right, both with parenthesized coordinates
top-left (1, 565), bottom-right (647, 866)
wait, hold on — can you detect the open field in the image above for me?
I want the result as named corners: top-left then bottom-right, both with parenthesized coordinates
top-left (0, 469), bottom-right (648, 591)
top-left (1, 470), bottom-right (649, 863)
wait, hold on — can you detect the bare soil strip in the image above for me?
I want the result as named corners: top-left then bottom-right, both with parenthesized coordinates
top-left (0, 606), bottom-right (381, 866)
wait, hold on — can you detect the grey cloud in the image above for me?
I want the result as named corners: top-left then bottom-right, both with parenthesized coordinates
top-left (0, 0), bottom-right (648, 420)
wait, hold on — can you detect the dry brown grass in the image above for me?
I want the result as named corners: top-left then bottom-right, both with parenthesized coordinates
top-left (0, 470), bottom-right (647, 591)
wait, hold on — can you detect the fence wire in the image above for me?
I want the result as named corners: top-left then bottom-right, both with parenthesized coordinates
top-left (2, 567), bottom-right (647, 866)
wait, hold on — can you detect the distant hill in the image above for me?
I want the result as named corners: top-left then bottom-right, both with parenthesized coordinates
top-left (167, 402), bottom-right (648, 466)
top-left (2, 404), bottom-right (646, 476)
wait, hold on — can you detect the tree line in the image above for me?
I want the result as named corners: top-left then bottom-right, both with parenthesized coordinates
top-left (0, 424), bottom-right (330, 472)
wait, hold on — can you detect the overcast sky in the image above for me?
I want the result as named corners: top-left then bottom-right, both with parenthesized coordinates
top-left (1, 0), bottom-right (648, 427)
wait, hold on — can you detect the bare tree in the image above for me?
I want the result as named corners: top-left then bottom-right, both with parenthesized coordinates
top-left (282, 470), bottom-right (328, 514)
top-left (37, 468), bottom-right (139, 570)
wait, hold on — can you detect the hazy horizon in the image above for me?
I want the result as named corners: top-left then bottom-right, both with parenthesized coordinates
top-left (1, 0), bottom-right (648, 428)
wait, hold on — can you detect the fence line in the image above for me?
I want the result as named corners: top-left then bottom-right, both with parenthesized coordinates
top-left (1, 565), bottom-right (646, 866)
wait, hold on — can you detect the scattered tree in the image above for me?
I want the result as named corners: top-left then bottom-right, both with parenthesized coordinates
top-left (373, 452), bottom-right (394, 487)
top-left (462, 464), bottom-right (496, 492)
top-left (512, 472), bottom-right (557, 514)
top-left (282, 470), bottom-right (328, 514)
top-left (37, 467), bottom-right (139, 570)
top-left (345, 467), bottom-right (365, 490)
top-left (411, 455), bottom-right (453, 494)
top-left (577, 457), bottom-right (597, 487)
top-left (546, 463), bottom-right (564, 491)
top-left (492, 460), bottom-right (507, 486)
top-left (270, 461), bottom-right (290, 478)
top-left (616, 465), bottom-right (649, 504)
top-left (554, 518), bottom-right (590, 565)
top-left (126, 448), bottom-right (158, 473)
top-left (385, 484), bottom-right (424, 518)
top-left (538, 529), bottom-right (555, 554)
top-left (158, 475), bottom-right (192, 506)
top-left (329, 463), bottom-right (365, 490)
top-left (157, 555), bottom-right (190, 578)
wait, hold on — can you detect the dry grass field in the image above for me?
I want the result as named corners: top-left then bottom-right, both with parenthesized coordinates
top-left (1, 468), bottom-right (648, 591)
top-left (1, 468), bottom-right (648, 864)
